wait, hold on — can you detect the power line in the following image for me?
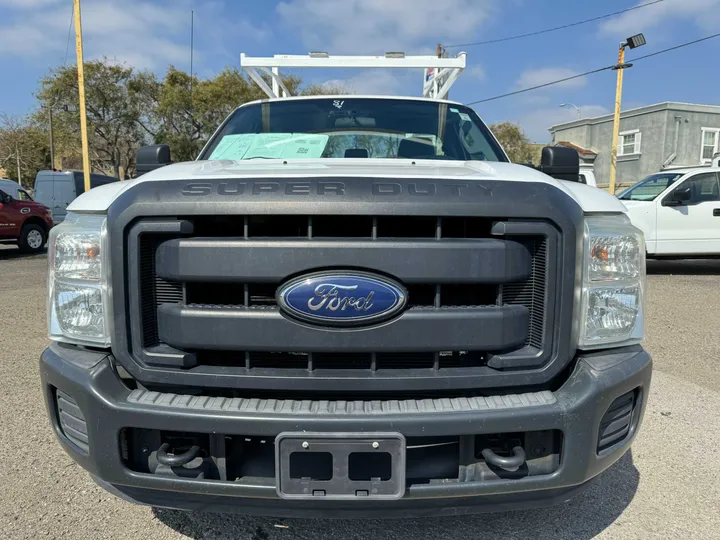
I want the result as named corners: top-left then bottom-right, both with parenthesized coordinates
top-left (467, 66), bottom-right (614, 105)
top-left (627, 31), bottom-right (720, 62)
top-left (467, 31), bottom-right (720, 105)
top-left (63, 4), bottom-right (74, 66)
top-left (445, 0), bottom-right (666, 48)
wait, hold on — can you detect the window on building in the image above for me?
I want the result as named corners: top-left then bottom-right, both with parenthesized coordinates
top-left (700, 128), bottom-right (720, 163)
top-left (618, 130), bottom-right (641, 156)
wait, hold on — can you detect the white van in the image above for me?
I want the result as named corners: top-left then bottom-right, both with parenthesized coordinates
top-left (34, 171), bottom-right (118, 223)
top-left (618, 167), bottom-right (720, 257)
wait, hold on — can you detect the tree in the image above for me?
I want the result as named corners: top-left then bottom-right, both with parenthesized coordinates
top-left (131, 66), bottom-right (305, 163)
top-left (0, 114), bottom-right (50, 188)
top-left (136, 68), bottom-right (354, 163)
top-left (300, 82), bottom-right (353, 96)
top-left (35, 60), bottom-right (151, 179)
top-left (489, 122), bottom-right (535, 164)
top-left (30, 59), bottom-right (357, 175)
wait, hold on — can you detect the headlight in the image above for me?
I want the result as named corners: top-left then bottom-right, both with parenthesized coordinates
top-left (578, 215), bottom-right (645, 349)
top-left (48, 212), bottom-right (111, 346)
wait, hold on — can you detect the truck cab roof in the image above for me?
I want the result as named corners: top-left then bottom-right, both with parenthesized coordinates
top-left (237, 94), bottom-right (466, 109)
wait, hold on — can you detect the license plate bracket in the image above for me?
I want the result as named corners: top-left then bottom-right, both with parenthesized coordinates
top-left (275, 432), bottom-right (406, 500)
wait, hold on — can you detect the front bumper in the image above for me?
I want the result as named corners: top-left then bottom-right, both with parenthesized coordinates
top-left (40, 343), bottom-right (651, 518)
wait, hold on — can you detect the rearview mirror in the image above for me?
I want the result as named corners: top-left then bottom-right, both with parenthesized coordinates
top-left (662, 185), bottom-right (691, 206)
top-left (136, 144), bottom-right (172, 177)
top-left (538, 146), bottom-right (580, 182)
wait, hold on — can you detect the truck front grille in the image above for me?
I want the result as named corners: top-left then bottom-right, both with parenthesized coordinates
top-left (198, 351), bottom-right (487, 371)
top-left (140, 235), bottom-right (183, 348)
top-left (124, 213), bottom-right (561, 395)
top-left (502, 239), bottom-right (546, 349)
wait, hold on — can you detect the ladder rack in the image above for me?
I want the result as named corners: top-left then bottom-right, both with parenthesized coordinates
top-left (240, 52), bottom-right (467, 100)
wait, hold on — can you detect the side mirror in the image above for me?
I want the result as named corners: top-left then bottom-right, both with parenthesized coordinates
top-left (662, 185), bottom-right (691, 206)
top-left (136, 144), bottom-right (172, 177)
top-left (538, 146), bottom-right (580, 182)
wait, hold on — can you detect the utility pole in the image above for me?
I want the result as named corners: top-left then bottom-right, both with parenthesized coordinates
top-left (435, 43), bottom-right (451, 99)
top-left (608, 44), bottom-right (626, 196)
top-left (609, 33), bottom-right (646, 195)
top-left (48, 106), bottom-right (55, 169)
top-left (73, 0), bottom-right (91, 193)
top-left (190, 10), bottom-right (194, 111)
top-left (15, 144), bottom-right (21, 187)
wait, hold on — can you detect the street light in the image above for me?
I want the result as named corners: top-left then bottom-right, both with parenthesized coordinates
top-left (560, 103), bottom-right (581, 120)
top-left (609, 33), bottom-right (646, 195)
top-left (626, 33), bottom-right (647, 49)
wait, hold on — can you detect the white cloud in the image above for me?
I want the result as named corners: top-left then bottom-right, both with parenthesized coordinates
top-left (0, 0), bottom-right (62, 7)
top-left (276, 0), bottom-right (496, 54)
top-left (516, 67), bottom-right (586, 91)
top-left (322, 70), bottom-right (409, 95)
top-left (232, 19), bottom-right (272, 44)
top-left (0, 23), bottom-right (54, 56)
top-left (600, 0), bottom-right (720, 36)
top-left (467, 65), bottom-right (486, 81)
top-left (319, 63), bottom-right (482, 97)
top-left (0, 0), bottom-right (268, 70)
top-left (513, 104), bottom-right (610, 143)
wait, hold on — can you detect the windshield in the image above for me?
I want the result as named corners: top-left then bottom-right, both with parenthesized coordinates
top-left (199, 98), bottom-right (507, 162)
top-left (617, 173), bottom-right (684, 201)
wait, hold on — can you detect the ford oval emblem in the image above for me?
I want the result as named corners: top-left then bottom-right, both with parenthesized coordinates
top-left (277, 271), bottom-right (407, 327)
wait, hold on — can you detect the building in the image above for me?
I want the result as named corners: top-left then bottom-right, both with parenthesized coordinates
top-left (549, 102), bottom-right (720, 187)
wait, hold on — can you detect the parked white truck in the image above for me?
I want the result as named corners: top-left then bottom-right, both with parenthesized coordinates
top-left (41, 53), bottom-right (651, 518)
top-left (619, 167), bottom-right (720, 257)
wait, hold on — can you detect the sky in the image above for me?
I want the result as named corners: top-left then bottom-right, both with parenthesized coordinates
top-left (1, 0), bottom-right (719, 142)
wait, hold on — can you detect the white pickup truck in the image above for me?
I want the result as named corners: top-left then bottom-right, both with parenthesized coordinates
top-left (40, 52), bottom-right (651, 519)
top-left (618, 167), bottom-right (720, 257)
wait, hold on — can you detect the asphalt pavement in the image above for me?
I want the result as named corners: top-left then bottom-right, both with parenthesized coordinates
top-left (1, 244), bottom-right (719, 539)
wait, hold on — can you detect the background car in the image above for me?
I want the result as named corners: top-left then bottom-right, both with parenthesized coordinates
top-left (0, 178), bottom-right (35, 201)
top-left (618, 167), bottom-right (720, 257)
top-left (0, 187), bottom-right (54, 253)
top-left (34, 170), bottom-right (119, 223)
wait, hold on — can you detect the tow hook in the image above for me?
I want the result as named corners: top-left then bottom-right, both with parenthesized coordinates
top-left (156, 443), bottom-right (200, 467)
top-left (481, 446), bottom-right (527, 472)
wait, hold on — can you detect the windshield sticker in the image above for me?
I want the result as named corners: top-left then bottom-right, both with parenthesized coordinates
top-left (208, 133), bottom-right (330, 160)
top-left (459, 112), bottom-right (472, 122)
top-left (280, 134), bottom-right (329, 158)
top-left (450, 108), bottom-right (459, 113)
top-left (243, 133), bottom-right (293, 159)
top-left (333, 100), bottom-right (345, 109)
top-left (207, 133), bottom-right (255, 160)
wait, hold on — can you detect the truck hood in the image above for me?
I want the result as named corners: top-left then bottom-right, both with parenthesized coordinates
top-left (618, 199), bottom-right (653, 210)
top-left (69, 158), bottom-right (627, 214)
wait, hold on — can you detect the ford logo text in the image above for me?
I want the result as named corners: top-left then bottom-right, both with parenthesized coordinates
top-left (277, 272), bottom-right (407, 327)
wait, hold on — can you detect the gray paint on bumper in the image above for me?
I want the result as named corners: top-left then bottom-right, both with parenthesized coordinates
top-left (40, 343), bottom-right (652, 517)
